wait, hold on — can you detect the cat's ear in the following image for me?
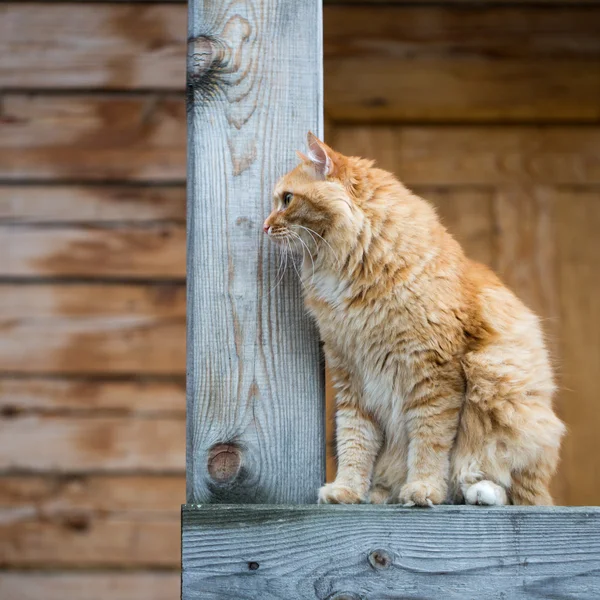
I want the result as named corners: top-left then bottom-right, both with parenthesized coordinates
top-left (306, 132), bottom-right (334, 178)
top-left (296, 150), bottom-right (310, 163)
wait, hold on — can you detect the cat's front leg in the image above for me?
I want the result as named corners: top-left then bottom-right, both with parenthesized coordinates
top-left (318, 400), bottom-right (382, 504)
top-left (399, 368), bottom-right (463, 507)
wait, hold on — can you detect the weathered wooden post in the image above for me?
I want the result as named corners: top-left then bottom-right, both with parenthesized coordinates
top-left (185, 0), bottom-right (324, 508)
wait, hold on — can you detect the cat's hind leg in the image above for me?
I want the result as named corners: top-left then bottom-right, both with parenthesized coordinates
top-left (464, 480), bottom-right (508, 506)
top-left (451, 445), bottom-right (510, 506)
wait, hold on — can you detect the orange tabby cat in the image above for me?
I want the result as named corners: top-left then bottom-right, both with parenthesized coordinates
top-left (264, 133), bottom-right (565, 506)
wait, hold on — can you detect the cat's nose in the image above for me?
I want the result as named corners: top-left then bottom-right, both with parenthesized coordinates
top-left (263, 222), bottom-right (270, 234)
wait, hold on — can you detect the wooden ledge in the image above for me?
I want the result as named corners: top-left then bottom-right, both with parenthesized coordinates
top-left (182, 504), bottom-right (600, 599)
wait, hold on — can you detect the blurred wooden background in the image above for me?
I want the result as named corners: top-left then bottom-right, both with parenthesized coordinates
top-left (0, 1), bottom-right (599, 598)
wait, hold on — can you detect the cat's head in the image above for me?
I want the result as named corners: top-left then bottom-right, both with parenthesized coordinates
top-left (263, 132), bottom-right (371, 255)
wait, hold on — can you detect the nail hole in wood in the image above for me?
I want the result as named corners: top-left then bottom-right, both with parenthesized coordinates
top-left (207, 443), bottom-right (241, 484)
top-left (248, 561), bottom-right (259, 571)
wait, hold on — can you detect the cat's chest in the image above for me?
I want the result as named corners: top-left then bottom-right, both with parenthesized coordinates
top-left (305, 270), bottom-right (428, 408)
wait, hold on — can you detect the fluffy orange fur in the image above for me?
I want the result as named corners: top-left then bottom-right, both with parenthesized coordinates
top-left (265, 133), bottom-right (565, 506)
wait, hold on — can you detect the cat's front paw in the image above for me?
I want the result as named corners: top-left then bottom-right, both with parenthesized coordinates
top-left (399, 480), bottom-right (446, 507)
top-left (318, 482), bottom-right (364, 504)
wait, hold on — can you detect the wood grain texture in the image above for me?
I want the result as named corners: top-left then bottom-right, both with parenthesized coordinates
top-left (0, 415), bottom-right (184, 472)
top-left (2, 222), bottom-right (184, 279)
top-left (0, 474), bottom-right (183, 567)
top-left (1, 224), bottom-right (185, 279)
top-left (0, 185), bottom-right (185, 223)
top-left (0, 94), bottom-right (186, 182)
top-left (0, 3), bottom-right (186, 89)
top-left (182, 504), bottom-right (600, 599)
top-left (0, 573), bottom-right (180, 600)
top-left (324, 6), bottom-right (600, 122)
top-left (0, 474), bottom-right (184, 513)
top-left (186, 0), bottom-right (325, 504)
top-left (0, 512), bottom-right (179, 568)
top-left (331, 126), bottom-right (600, 185)
top-left (0, 284), bottom-right (185, 374)
top-left (0, 378), bottom-right (185, 415)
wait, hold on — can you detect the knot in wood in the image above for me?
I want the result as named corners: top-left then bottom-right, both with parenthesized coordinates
top-left (187, 36), bottom-right (227, 80)
top-left (207, 443), bottom-right (241, 483)
top-left (368, 548), bottom-right (392, 570)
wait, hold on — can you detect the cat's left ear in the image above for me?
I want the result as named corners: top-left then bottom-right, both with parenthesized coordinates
top-left (306, 132), bottom-right (335, 179)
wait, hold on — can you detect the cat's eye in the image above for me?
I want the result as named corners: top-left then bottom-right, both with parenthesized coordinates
top-left (282, 192), bottom-right (293, 208)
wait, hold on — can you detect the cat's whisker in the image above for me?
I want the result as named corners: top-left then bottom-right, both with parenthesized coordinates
top-left (296, 225), bottom-right (340, 266)
top-left (272, 245), bottom-right (285, 291)
top-left (294, 224), bottom-right (319, 249)
top-left (286, 237), bottom-right (308, 292)
top-left (289, 230), bottom-right (315, 287)
top-left (269, 238), bottom-right (290, 295)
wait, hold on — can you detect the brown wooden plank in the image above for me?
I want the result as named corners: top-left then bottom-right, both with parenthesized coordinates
top-left (0, 573), bottom-right (180, 600)
top-left (0, 284), bottom-right (185, 375)
top-left (331, 126), bottom-right (600, 185)
top-left (0, 223), bottom-right (185, 278)
top-left (0, 474), bottom-right (184, 514)
top-left (0, 415), bottom-right (184, 472)
top-left (555, 189), bottom-right (600, 506)
top-left (0, 512), bottom-right (179, 567)
top-left (0, 378), bottom-right (185, 415)
top-left (0, 185), bottom-right (185, 223)
top-left (326, 3), bottom-right (600, 49)
top-left (0, 94), bottom-right (186, 182)
top-left (326, 59), bottom-right (600, 123)
top-left (0, 4), bottom-right (186, 90)
top-left (0, 475), bottom-right (183, 568)
top-left (324, 6), bottom-right (600, 122)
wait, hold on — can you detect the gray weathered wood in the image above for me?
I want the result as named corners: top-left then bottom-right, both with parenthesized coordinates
top-left (186, 0), bottom-right (325, 504)
top-left (182, 504), bottom-right (600, 599)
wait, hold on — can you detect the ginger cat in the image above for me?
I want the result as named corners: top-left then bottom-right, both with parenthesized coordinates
top-left (264, 133), bottom-right (565, 506)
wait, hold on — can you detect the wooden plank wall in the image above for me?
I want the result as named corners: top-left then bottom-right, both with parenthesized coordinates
top-left (0, 1), bottom-right (599, 598)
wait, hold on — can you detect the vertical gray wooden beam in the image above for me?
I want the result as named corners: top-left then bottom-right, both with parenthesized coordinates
top-left (186, 0), bottom-right (324, 504)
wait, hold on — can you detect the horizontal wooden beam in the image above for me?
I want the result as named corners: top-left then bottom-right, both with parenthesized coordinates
top-left (0, 570), bottom-right (180, 600)
top-left (1, 224), bottom-right (186, 279)
top-left (182, 504), bottom-right (600, 599)
top-left (0, 415), bottom-right (184, 472)
top-left (0, 94), bottom-right (186, 182)
top-left (0, 474), bottom-right (183, 568)
top-left (0, 573), bottom-right (180, 600)
top-left (0, 378), bottom-right (185, 415)
top-left (0, 185), bottom-right (186, 223)
top-left (0, 284), bottom-right (185, 374)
